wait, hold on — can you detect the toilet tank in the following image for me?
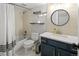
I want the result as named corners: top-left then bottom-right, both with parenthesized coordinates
top-left (31, 33), bottom-right (39, 41)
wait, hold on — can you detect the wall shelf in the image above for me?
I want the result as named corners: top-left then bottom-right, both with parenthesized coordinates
top-left (30, 23), bottom-right (44, 25)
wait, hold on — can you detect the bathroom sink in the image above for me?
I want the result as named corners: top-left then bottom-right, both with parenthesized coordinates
top-left (52, 33), bottom-right (76, 39)
top-left (60, 35), bottom-right (71, 38)
top-left (60, 34), bottom-right (77, 40)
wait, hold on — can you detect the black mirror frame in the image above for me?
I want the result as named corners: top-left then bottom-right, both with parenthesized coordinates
top-left (51, 9), bottom-right (70, 26)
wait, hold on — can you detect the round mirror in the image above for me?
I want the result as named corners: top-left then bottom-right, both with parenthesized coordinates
top-left (51, 9), bottom-right (70, 26)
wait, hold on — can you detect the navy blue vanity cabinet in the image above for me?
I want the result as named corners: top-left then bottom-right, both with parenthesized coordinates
top-left (41, 43), bottom-right (55, 56)
top-left (41, 37), bottom-right (56, 56)
top-left (57, 48), bottom-right (76, 56)
top-left (41, 37), bottom-right (77, 56)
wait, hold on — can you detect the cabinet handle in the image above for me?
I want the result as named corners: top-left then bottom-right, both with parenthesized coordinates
top-left (71, 49), bottom-right (77, 51)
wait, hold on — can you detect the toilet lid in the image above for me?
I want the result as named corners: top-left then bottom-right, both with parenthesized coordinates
top-left (24, 40), bottom-right (34, 45)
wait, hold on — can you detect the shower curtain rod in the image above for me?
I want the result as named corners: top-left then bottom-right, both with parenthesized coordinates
top-left (8, 3), bottom-right (32, 11)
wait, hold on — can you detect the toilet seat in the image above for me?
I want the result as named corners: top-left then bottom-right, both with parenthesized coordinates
top-left (24, 40), bottom-right (34, 45)
top-left (23, 40), bottom-right (34, 48)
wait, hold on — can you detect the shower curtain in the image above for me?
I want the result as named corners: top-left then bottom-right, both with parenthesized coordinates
top-left (0, 3), bottom-right (16, 56)
top-left (6, 4), bottom-right (16, 56)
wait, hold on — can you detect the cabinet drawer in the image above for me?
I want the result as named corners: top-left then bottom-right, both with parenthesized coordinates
top-left (47, 38), bottom-right (70, 49)
top-left (41, 37), bottom-right (71, 49)
top-left (46, 38), bottom-right (77, 51)
top-left (47, 39), bottom-right (77, 53)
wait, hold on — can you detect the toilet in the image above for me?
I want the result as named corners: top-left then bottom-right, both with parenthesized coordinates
top-left (23, 33), bottom-right (39, 55)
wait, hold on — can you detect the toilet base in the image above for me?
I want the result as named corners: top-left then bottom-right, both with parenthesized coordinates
top-left (25, 48), bottom-right (36, 56)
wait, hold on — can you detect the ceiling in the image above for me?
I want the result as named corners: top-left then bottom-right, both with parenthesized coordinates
top-left (15, 3), bottom-right (47, 9)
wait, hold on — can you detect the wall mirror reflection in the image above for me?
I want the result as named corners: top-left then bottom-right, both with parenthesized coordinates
top-left (51, 9), bottom-right (70, 26)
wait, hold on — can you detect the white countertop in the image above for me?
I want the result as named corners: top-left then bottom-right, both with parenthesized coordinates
top-left (40, 32), bottom-right (79, 45)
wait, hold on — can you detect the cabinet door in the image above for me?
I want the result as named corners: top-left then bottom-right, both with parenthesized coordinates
top-left (57, 48), bottom-right (75, 56)
top-left (41, 43), bottom-right (55, 56)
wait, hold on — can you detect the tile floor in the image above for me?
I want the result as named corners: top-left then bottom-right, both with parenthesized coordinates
top-left (14, 46), bottom-right (40, 56)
